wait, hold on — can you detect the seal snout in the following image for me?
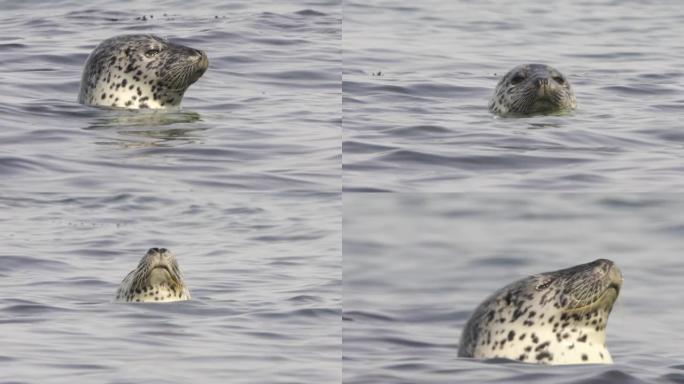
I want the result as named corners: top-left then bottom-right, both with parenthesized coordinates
top-left (535, 78), bottom-right (549, 88)
top-left (535, 77), bottom-right (551, 97)
top-left (144, 247), bottom-right (173, 270)
top-left (194, 50), bottom-right (209, 72)
top-left (591, 259), bottom-right (623, 298)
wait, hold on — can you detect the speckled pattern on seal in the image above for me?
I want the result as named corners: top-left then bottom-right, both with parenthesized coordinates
top-left (458, 259), bottom-right (622, 365)
top-left (489, 63), bottom-right (577, 116)
top-left (115, 248), bottom-right (190, 303)
top-left (78, 34), bottom-right (208, 109)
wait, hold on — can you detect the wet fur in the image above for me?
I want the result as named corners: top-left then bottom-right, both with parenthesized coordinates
top-left (78, 34), bottom-right (208, 109)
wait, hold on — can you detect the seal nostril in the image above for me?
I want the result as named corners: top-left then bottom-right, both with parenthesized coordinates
top-left (149, 247), bottom-right (160, 253)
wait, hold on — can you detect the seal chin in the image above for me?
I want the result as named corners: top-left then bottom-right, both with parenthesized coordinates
top-left (148, 265), bottom-right (174, 286)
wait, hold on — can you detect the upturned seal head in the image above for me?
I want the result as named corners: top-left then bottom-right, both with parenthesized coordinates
top-left (489, 64), bottom-right (577, 116)
top-left (458, 259), bottom-right (622, 365)
top-left (115, 248), bottom-right (190, 303)
top-left (78, 34), bottom-right (208, 109)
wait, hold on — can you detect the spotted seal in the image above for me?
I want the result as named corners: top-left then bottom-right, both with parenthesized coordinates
top-left (489, 64), bottom-right (577, 116)
top-left (78, 34), bottom-right (208, 109)
top-left (458, 259), bottom-right (622, 365)
top-left (115, 248), bottom-right (190, 303)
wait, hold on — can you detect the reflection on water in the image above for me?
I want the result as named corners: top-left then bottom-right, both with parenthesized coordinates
top-left (83, 109), bottom-right (206, 147)
top-left (84, 110), bottom-right (202, 130)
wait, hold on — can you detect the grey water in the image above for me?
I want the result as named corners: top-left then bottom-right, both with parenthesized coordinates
top-left (0, 0), bottom-right (341, 383)
top-left (343, 0), bottom-right (684, 192)
top-left (343, 193), bottom-right (684, 384)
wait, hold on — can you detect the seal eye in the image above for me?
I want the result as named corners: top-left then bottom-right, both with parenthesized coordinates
top-left (145, 49), bottom-right (161, 58)
top-left (510, 73), bottom-right (526, 85)
top-left (536, 279), bottom-right (553, 290)
top-left (553, 75), bottom-right (565, 84)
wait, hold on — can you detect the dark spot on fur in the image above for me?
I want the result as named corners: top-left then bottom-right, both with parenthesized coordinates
top-left (536, 351), bottom-right (552, 361)
top-left (535, 341), bottom-right (550, 352)
top-left (507, 330), bottom-right (515, 341)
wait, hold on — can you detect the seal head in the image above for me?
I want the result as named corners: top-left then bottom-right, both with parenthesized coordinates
top-left (489, 64), bottom-right (576, 116)
top-left (78, 34), bottom-right (208, 109)
top-left (116, 248), bottom-right (190, 303)
top-left (458, 259), bottom-right (622, 365)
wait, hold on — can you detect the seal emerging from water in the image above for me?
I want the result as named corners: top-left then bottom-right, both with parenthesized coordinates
top-left (78, 34), bottom-right (208, 109)
top-left (489, 64), bottom-right (576, 116)
top-left (458, 259), bottom-right (622, 365)
top-left (115, 248), bottom-right (190, 303)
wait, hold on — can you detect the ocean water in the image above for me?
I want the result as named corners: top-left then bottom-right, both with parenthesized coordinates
top-left (0, 0), bottom-right (341, 383)
top-left (343, 0), bottom-right (684, 192)
top-left (343, 194), bottom-right (684, 384)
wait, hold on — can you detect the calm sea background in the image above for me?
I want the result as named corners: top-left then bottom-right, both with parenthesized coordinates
top-left (344, 194), bottom-right (684, 384)
top-left (0, 0), bottom-right (340, 383)
top-left (343, 0), bottom-right (684, 192)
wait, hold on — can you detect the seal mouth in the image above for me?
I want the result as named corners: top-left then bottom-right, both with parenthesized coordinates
top-left (148, 264), bottom-right (181, 286)
top-left (151, 264), bottom-right (172, 274)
